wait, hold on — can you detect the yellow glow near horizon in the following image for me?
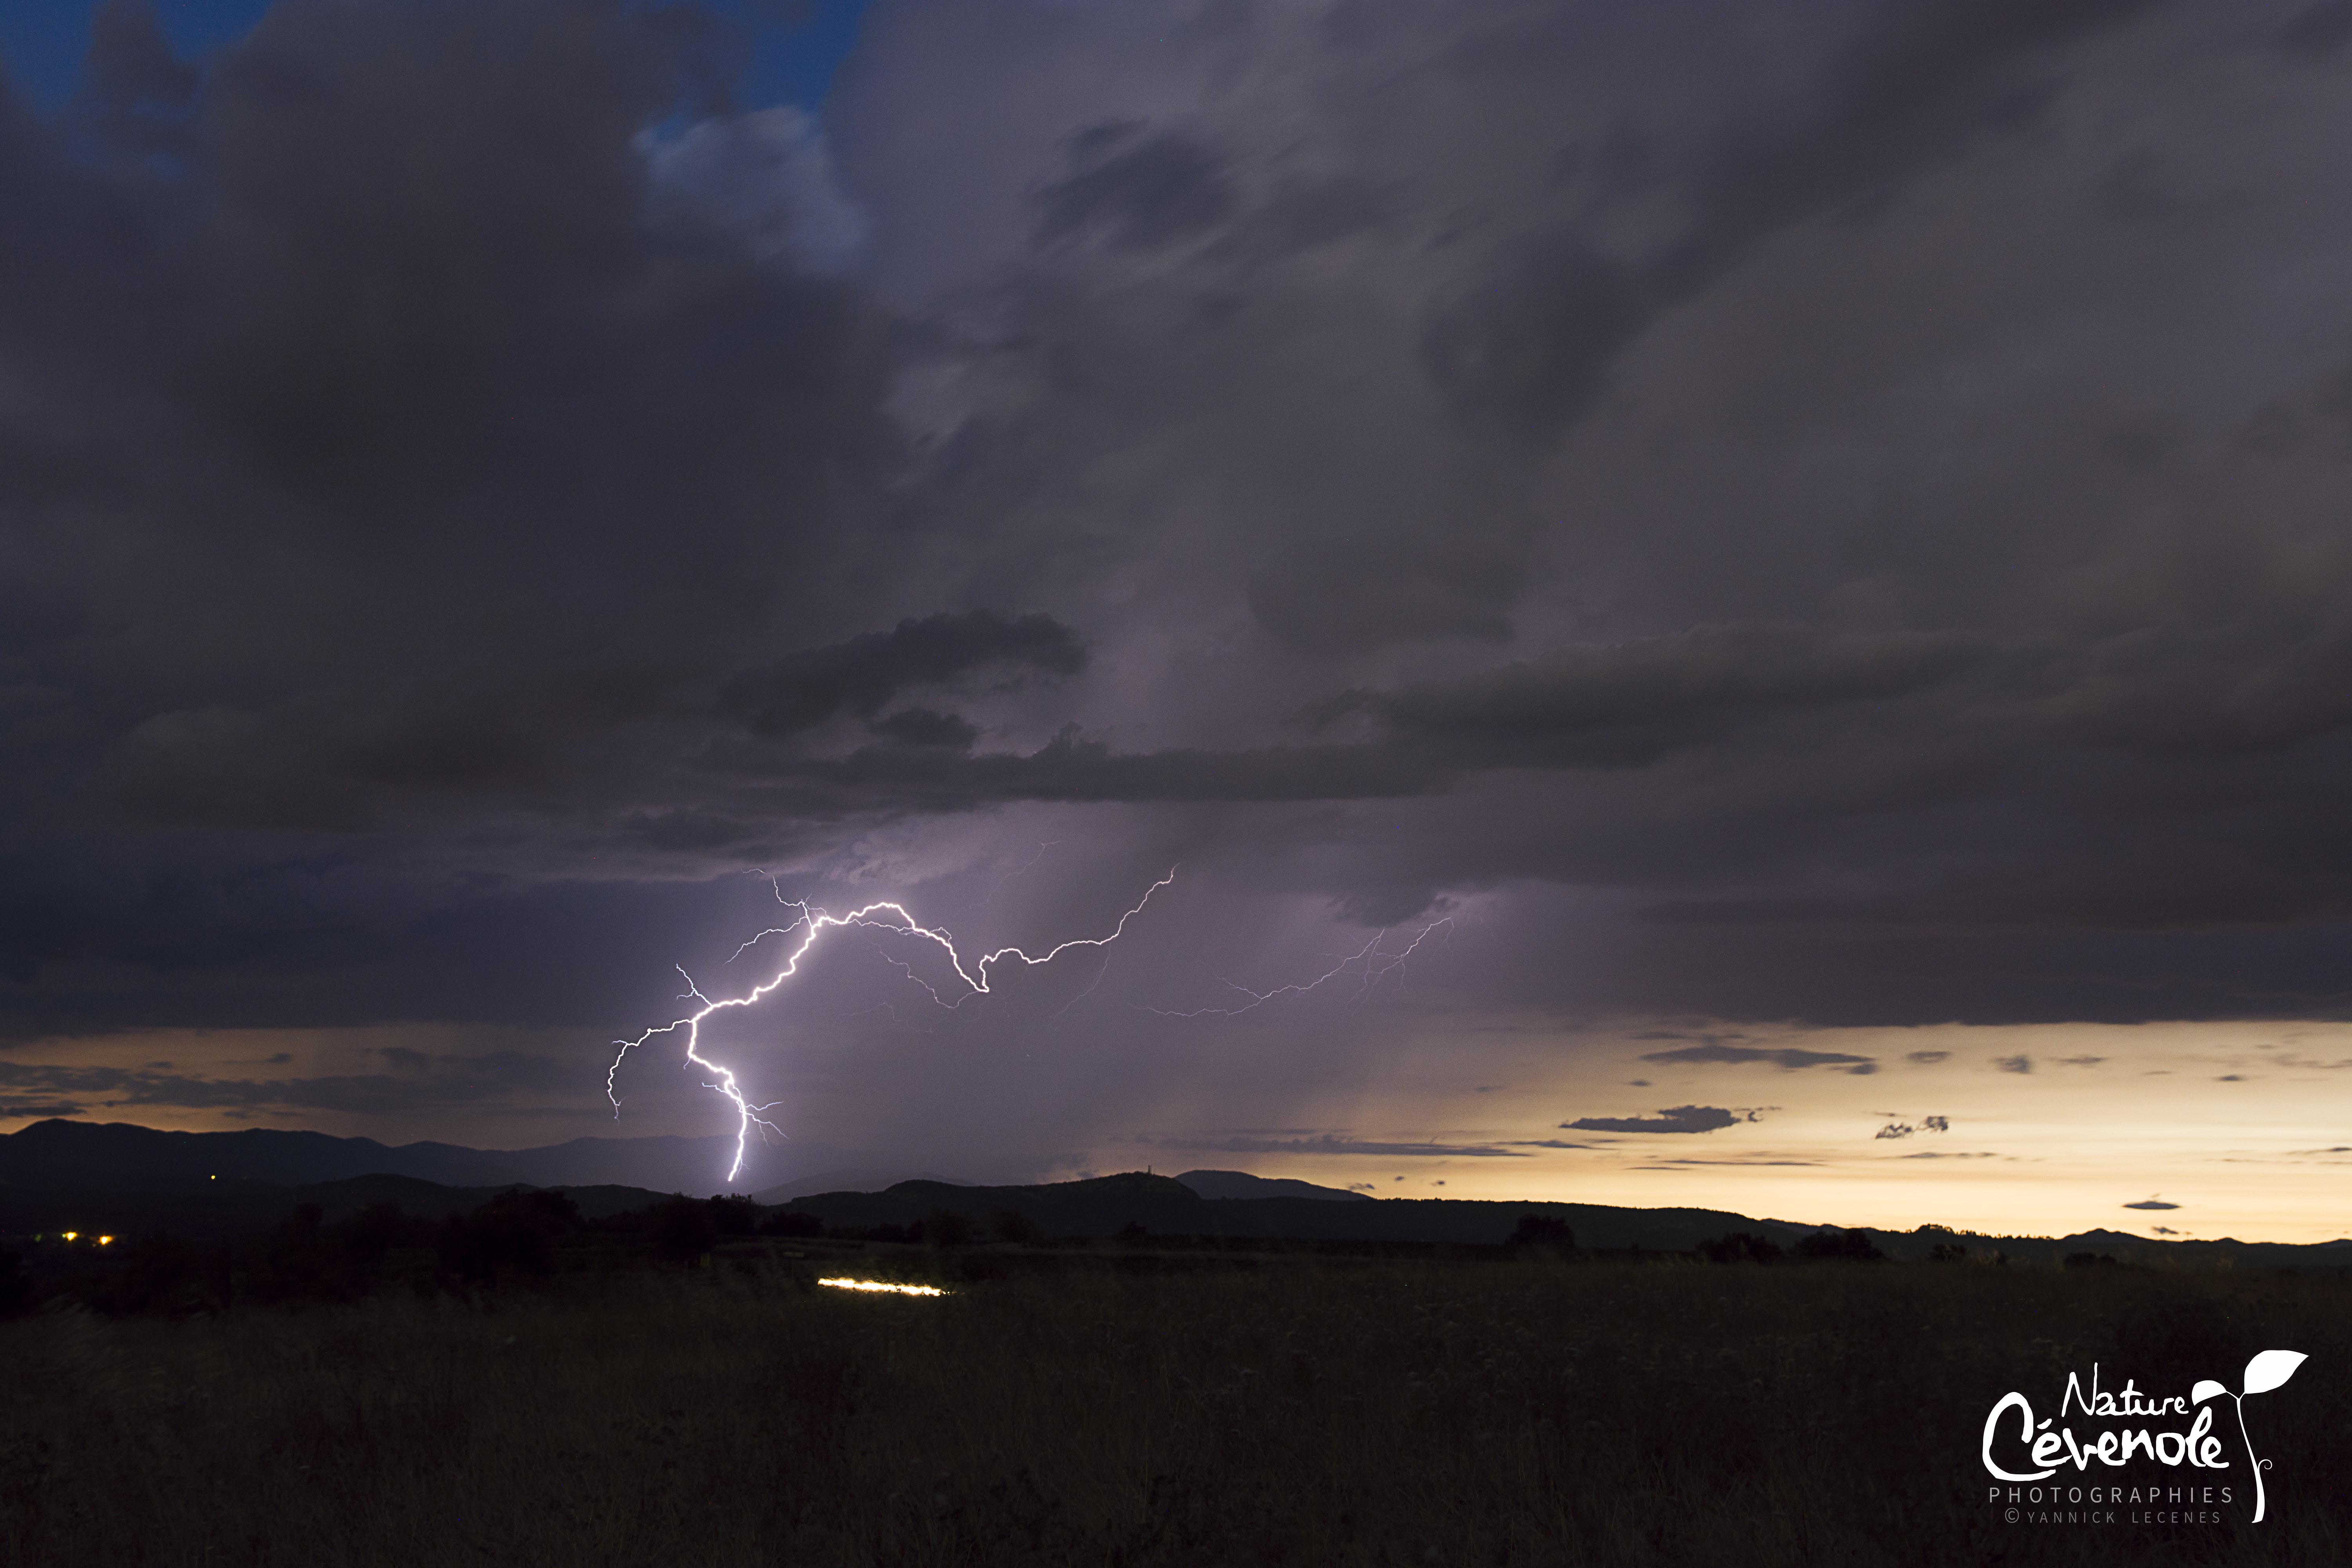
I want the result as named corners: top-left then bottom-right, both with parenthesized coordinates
top-left (61, 1231), bottom-right (78, 1241)
top-left (7, 1014), bottom-right (2347, 1245)
top-left (1119, 1015), bottom-right (2352, 1244)
top-left (818, 1277), bottom-right (948, 1297)
top-left (98, 1236), bottom-right (113, 1246)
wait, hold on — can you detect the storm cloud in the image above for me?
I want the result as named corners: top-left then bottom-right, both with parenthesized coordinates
top-left (11, 0), bottom-right (2352, 1174)
top-left (720, 610), bottom-right (1087, 740)
top-left (0, 1047), bottom-right (580, 1117)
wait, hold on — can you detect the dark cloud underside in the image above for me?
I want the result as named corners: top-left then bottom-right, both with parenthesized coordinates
top-left (1563, 1105), bottom-right (1746, 1135)
top-left (6, 0), bottom-right (2352, 1081)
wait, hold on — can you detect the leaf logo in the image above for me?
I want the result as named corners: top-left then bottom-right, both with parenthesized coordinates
top-left (2191, 1350), bottom-right (2307, 1522)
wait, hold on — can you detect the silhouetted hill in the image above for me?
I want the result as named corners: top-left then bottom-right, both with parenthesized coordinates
top-left (797, 1173), bottom-right (1212, 1238)
top-left (1172, 1169), bottom-right (1371, 1201)
top-left (776, 1172), bottom-right (2352, 1267)
top-left (6, 1133), bottom-right (2348, 1267)
top-left (750, 1167), bottom-right (976, 1204)
top-left (783, 1173), bottom-right (1795, 1249)
top-left (0, 1118), bottom-right (777, 1194)
top-left (0, 1169), bottom-right (678, 1239)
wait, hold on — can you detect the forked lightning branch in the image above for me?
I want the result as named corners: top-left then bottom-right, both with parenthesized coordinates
top-left (605, 871), bottom-right (1178, 1183)
top-left (604, 870), bottom-right (1455, 1183)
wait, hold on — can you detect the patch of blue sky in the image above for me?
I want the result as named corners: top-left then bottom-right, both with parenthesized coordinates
top-left (0, 0), bottom-right (873, 117)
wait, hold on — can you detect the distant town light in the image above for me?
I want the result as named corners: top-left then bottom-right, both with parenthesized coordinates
top-left (98, 1236), bottom-right (114, 1246)
top-left (61, 1231), bottom-right (78, 1241)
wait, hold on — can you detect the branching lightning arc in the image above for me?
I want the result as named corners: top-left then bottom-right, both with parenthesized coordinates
top-left (1145, 918), bottom-right (1453, 1018)
top-left (606, 870), bottom-right (1178, 1184)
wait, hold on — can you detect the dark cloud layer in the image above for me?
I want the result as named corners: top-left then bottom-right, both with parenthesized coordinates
top-left (10, 0), bottom-right (2352, 1127)
top-left (1301, 624), bottom-right (1986, 769)
top-left (721, 610), bottom-right (1085, 739)
top-left (1145, 1134), bottom-right (1528, 1160)
top-left (1640, 1042), bottom-right (1878, 1073)
top-left (0, 1047), bottom-right (578, 1117)
top-left (1421, 0), bottom-right (2164, 441)
top-left (1562, 1105), bottom-right (1748, 1135)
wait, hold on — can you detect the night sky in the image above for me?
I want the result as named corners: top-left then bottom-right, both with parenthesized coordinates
top-left (5, 0), bottom-right (2352, 1239)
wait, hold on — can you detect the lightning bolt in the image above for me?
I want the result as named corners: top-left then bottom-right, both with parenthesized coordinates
top-left (983, 840), bottom-right (1061, 907)
top-left (607, 869), bottom-right (1178, 1185)
top-left (1145, 916), bottom-right (1454, 1019)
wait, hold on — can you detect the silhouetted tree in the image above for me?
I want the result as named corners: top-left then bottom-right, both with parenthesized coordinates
top-left (0, 1243), bottom-right (29, 1316)
top-left (989, 1207), bottom-right (1038, 1244)
top-left (1927, 1242), bottom-right (1969, 1263)
top-left (649, 1197), bottom-right (720, 1266)
top-left (2064, 1251), bottom-right (2119, 1269)
top-left (439, 1190), bottom-right (579, 1286)
top-left (1115, 1220), bottom-right (1150, 1243)
top-left (1507, 1215), bottom-right (1577, 1249)
top-left (924, 1209), bottom-right (976, 1248)
top-left (757, 1208), bottom-right (823, 1239)
top-left (334, 1201), bottom-right (427, 1269)
top-left (497, 1189), bottom-right (582, 1232)
top-left (1699, 1232), bottom-right (1783, 1264)
top-left (1794, 1229), bottom-right (1884, 1262)
top-left (702, 1195), bottom-right (757, 1236)
top-left (89, 1232), bottom-right (223, 1316)
top-left (259, 1202), bottom-right (367, 1302)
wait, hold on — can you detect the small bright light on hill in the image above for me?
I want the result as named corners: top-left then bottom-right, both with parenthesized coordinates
top-left (819, 1278), bottom-right (948, 1297)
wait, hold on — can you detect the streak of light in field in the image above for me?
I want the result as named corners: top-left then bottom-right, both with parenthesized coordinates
top-left (818, 1277), bottom-right (949, 1297)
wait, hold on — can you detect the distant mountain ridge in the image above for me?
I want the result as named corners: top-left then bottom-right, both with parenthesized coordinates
top-left (783, 1172), bottom-right (1790, 1250)
top-left (750, 1168), bottom-right (1373, 1205)
top-left (0, 1123), bottom-right (1367, 1206)
top-left (7, 1122), bottom-right (2348, 1268)
top-left (775, 1172), bottom-right (2352, 1269)
top-left (0, 1118), bottom-right (778, 1195)
top-left (1172, 1169), bottom-right (1371, 1202)
top-left (751, 1168), bottom-right (977, 1204)
top-left (0, 1170), bottom-right (681, 1240)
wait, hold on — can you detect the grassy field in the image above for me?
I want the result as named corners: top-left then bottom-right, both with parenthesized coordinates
top-left (1, 1248), bottom-right (2344, 1566)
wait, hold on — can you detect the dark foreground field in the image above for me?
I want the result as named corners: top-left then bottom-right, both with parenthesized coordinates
top-left (2, 1252), bottom-right (2344, 1567)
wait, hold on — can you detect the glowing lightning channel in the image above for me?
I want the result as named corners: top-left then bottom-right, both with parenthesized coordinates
top-left (606, 870), bottom-right (1178, 1185)
top-left (1145, 916), bottom-right (1454, 1019)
